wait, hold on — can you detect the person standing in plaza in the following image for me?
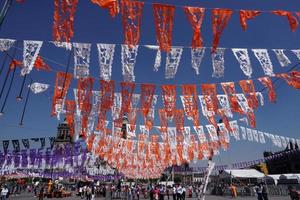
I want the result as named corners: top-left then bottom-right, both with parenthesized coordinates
top-left (254, 183), bottom-right (263, 200)
top-left (262, 182), bottom-right (269, 200)
top-left (172, 185), bottom-right (176, 200)
top-left (1, 185), bottom-right (8, 200)
top-left (230, 184), bottom-right (237, 198)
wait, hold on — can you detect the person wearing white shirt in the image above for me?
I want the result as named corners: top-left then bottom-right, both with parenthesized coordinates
top-left (1, 186), bottom-right (9, 200)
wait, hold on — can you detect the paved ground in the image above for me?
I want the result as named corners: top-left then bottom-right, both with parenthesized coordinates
top-left (8, 193), bottom-right (292, 200)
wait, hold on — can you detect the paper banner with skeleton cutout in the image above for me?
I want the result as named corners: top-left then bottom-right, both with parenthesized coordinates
top-left (22, 40), bottom-right (43, 76)
top-left (193, 126), bottom-right (207, 144)
top-left (211, 48), bottom-right (225, 78)
top-left (191, 48), bottom-right (205, 75)
top-left (144, 45), bottom-right (161, 72)
top-left (232, 48), bottom-right (252, 78)
top-left (229, 121), bottom-right (239, 140)
top-left (121, 45), bottom-right (138, 82)
top-left (97, 43), bottom-right (115, 81)
top-left (272, 49), bottom-right (291, 67)
top-left (252, 49), bottom-right (274, 77)
top-left (73, 43), bottom-right (91, 79)
top-left (165, 47), bottom-right (183, 79)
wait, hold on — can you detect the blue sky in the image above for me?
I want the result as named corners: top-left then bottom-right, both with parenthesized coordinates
top-left (0, 0), bottom-right (300, 167)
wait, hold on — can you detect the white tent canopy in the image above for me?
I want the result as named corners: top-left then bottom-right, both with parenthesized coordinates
top-left (265, 174), bottom-right (300, 185)
top-left (220, 169), bottom-right (265, 179)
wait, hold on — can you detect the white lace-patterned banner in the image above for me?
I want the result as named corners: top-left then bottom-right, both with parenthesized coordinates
top-left (145, 45), bottom-right (161, 72)
top-left (121, 45), bottom-right (139, 82)
top-left (0, 39), bottom-right (16, 52)
top-left (87, 91), bottom-right (101, 136)
top-left (198, 95), bottom-right (215, 117)
top-left (97, 43), bottom-right (115, 81)
top-left (229, 121), bottom-right (240, 140)
top-left (73, 43), bottom-right (92, 79)
top-left (165, 47), bottom-right (183, 79)
top-left (193, 126), bottom-right (207, 143)
top-left (211, 48), bottom-right (225, 78)
top-left (206, 125), bottom-right (219, 141)
top-left (145, 95), bottom-right (158, 125)
top-left (272, 49), bottom-right (291, 67)
top-left (291, 49), bottom-right (300, 61)
top-left (218, 123), bottom-right (230, 144)
top-left (131, 93), bottom-right (141, 108)
top-left (217, 95), bottom-right (233, 118)
top-left (112, 93), bottom-right (122, 120)
top-left (50, 41), bottom-right (72, 50)
top-left (191, 48), bottom-right (205, 75)
top-left (240, 126), bottom-right (247, 140)
top-left (73, 89), bottom-right (81, 116)
top-left (235, 93), bottom-right (252, 113)
top-left (252, 49), bottom-right (274, 76)
top-left (22, 40), bottom-right (43, 76)
top-left (258, 131), bottom-right (265, 144)
top-left (246, 128), bottom-right (253, 141)
top-left (232, 48), bottom-right (252, 78)
top-left (252, 130), bottom-right (259, 142)
top-left (280, 136), bottom-right (287, 147)
top-left (30, 82), bottom-right (49, 94)
top-left (256, 92), bottom-right (264, 106)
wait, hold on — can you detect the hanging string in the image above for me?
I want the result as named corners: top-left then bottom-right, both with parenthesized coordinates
top-left (0, 53), bottom-right (8, 77)
top-left (138, 0), bottom-right (300, 14)
top-left (0, 43), bottom-right (18, 101)
top-left (0, 0), bottom-right (13, 29)
top-left (59, 50), bottom-right (73, 99)
top-left (19, 79), bottom-right (32, 126)
top-left (0, 57), bottom-right (17, 115)
top-left (16, 74), bottom-right (27, 101)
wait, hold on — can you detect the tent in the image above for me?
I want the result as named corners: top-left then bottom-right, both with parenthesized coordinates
top-left (219, 169), bottom-right (265, 184)
top-left (265, 174), bottom-right (300, 185)
top-left (220, 169), bottom-right (265, 179)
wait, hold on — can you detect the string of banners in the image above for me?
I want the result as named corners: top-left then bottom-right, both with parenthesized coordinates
top-left (15, 0), bottom-right (300, 53)
top-left (0, 142), bottom-right (116, 177)
top-left (43, 69), bottom-right (299, 143)
top-left (14, 0), bottom-right (300, 53)
top-left (1, 137), bottom-right (56, 153)
top-left (71, 120), bottom-right (299, 179)
top-left (2, 38), bottom-right (300, 81)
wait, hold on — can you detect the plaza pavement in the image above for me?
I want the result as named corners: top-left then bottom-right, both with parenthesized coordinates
top-left (8, 193), bottom-right (292, 200)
